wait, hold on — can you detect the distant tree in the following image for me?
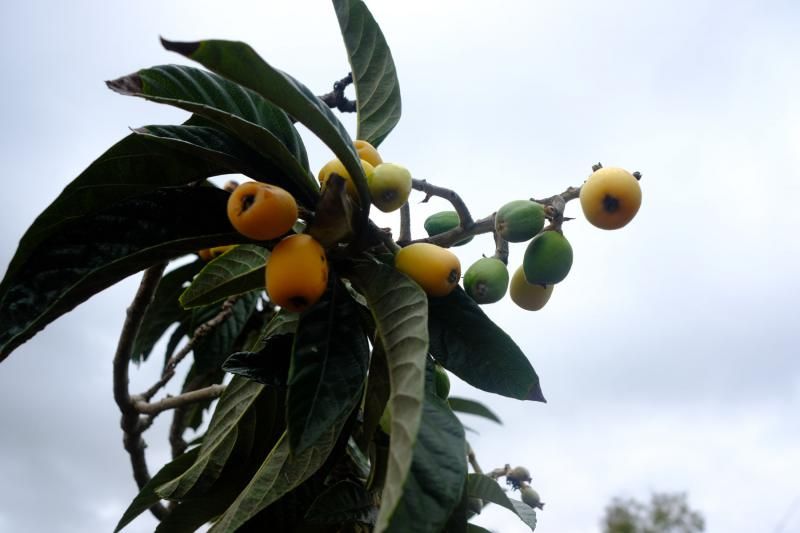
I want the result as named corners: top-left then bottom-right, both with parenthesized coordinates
top-left (601, 492), bottom-right (705, 533)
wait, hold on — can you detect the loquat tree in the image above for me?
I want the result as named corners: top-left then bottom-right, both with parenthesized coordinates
top-left (0, 1), bottom-right (642, 531)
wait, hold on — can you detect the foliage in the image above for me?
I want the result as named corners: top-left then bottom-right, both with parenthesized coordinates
top-left (0, 0), bottom-right (644, 531)
top-left (601, 492), bottom-right (705, 533)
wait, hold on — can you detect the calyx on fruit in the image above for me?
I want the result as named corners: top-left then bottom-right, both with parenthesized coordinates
top-left (506, 466), bottom-right (532, 486)
top-left (368, 162), bottom-right (413, 212)
top-left (522, 230), bottom-right (573, 285)
top-left (509, 266), bottom-right (553, 311)
top-left (579, 166), bottom-right (642, 230)
top-left (494, 200), bottom-right (545, 243)
top-left (423, 211), bottom-right (473, 246)
top-left (394, 243), bottom-right (461, 297)
top-left (317, 158), bottom-right (374, 203)
top-left (354, 139), bottom-right (383, 167)
top-left (227, 181), bottom-right (298, 241)
top-left (463, 257), bottom-right (509, 304)
top-left (266, 234), bottom-right (328, 312)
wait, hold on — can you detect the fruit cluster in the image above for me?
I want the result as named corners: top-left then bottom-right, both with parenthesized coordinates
top-left (201, 138), bottom-right (641, 316)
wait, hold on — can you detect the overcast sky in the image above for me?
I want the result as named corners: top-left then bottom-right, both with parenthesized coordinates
top-left (1, 1), bottom-right (799, 532)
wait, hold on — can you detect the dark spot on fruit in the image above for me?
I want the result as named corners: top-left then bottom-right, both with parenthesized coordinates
top-left (447, 269), bottom-right (459, 284)
top-left (602, 194), bottom-right (620, 213)
top-left (476, 281), bottom-right (488, 298)
top-left (241, 194), bottom-right (255, 213)
top-left (382, 190), bottom-right (397, 202)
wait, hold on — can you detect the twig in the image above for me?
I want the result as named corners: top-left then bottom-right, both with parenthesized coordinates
top-left (140, 295), bottom-right (239, 401)
top-left (398, 202), bottom-right (411, 244)
top-left (492, 231), bottom-right (509, 265)
top-left (319, 72), bottom-right (357, 113)
top-left (467, 444), bottom-right (484, 475)
top-left (133, 384), bottom-right (226, 416)
top-left (411, 178), bottom-right (474, 227)
top-left (113, 264), bottom-right (169, 520)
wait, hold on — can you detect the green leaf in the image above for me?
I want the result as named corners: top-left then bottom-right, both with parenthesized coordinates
top-left (159, 38), bottom-right (371, 217)
top-left (447, 397), bottom-right (502, 425)
top-left (180, 365), bottom-right (225, 432)
top-left (114, 447), bottom-right (201, 532)
top-left (157, 376), bottom-right (264, 500)
top-left (509, 499), bottom-right (538, 531)
top-left (386, 363), bottom-right (467, 533)
top-left (222, 310), bottom-right (298, 385)
top-left (179, 245), bottom-right (269, 308)
top-left (131, 259), bottom-right (203, 363)
top-left (0, 187), bottom-right (240, 362)
top-left (133, 119), bottom-right (288, 183)
top-left (209, 426), bottom-right (342, 532)
top-left (349, 261), bottom-right (428, 533)
top-left (305, 479), bottom-right (377, 525)
top-left (108, 64), bottom-right (317, 205)
top-left (2, 133), bottom-right (230, 289)
top-left (192, 291), bottom-right (261, 373)
top-left (466, 474), bottom-right (520, 518)
top-left (466, 525), bottom-right (493, 533)
top-left (356, 342), bottom-right (390, 452)
top-left (333, 0), bottom-right (402, 146)
top-left (428, 288), bottom-right (545, 402)
top-left (288, 279), bottom-right (370, 454)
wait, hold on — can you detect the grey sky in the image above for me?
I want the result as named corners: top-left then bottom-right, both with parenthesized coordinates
top-left (1, 1), bottom-right (799, 532)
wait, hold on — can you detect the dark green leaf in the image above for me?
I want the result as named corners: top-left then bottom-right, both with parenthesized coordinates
top-left (223, 338), bottom-right (293, 387)
top-left (180, 365), bottom-right (225, 432)
top-left (114, 446), bottom-right (201, 532)
top-left (509, 499), bottom-right (538, 530)
top-left (0, 187), bottom-right (240, 362)
top-left (305, 479), bottom-right (377, 525)
top-left (2, 133), bottom-right (229, 291)
top-left (466, 474), bottom-right (520, 518)
top-left (131, 259), bottom-right (203, 363)
top-left (466, 525), bottom-right (493, 533)
top-left (356, 342), bottom-right (390, 452)
top-left (385, 363), bottom-right (467, 533)
top-left (179, 245), bottom-right (268, 308)
top-left (333, 0), bottom-right (402, 146)
top-left (164, 321), bottom-right (189, 363)
top-left (288, 279), bottom-right (370, 453)
top-left (157, 376), bottom-right (264, 500)
top-left (191, 291), bottom-right (260, 373)
top-left (160, 38), bottom-right (371, 217)
top-left (429, 288), bottom-right (545, 402)
top-left (447, 397), bottom-right (502, 425)
top-left (209, 426), bottom-right (341, 532)
top-left (349, 261), bottom-right (428, 533)
top-left (133, 120), bottom-right (287, 184)
top-left (108, 64), bottom-right (317, 205)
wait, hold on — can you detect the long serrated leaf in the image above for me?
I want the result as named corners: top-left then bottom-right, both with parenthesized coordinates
top-left (466, 474), bottom-right (520, 518)
top-left (108, 64), bottom-right (317, 205)
top-left (466, 525), bottom-right (493, 533)
top-left (131, 259), bottom-right (203, 363)
top-left (349, 261), bottom-right (428, 533)
top-left (2, 133), bottom-right (230, 288)
top-left (114, 447), bottom-right (201, 532)
top-left (192, 291), bottom-right (261, 373)
top-left (160, 38), bottom-right (371, 218)
top-left (288, 279), bottom-right (370, 453)
top-left (509, 499), bottom-right (538, 531)
top-left (156, 376), bottom-right (263, 499)
top-left (304, 479), bottom-right (377, 525)
top-left (429, 288), bottom-right (545, 402)
top-left (180, 245), bottom-right (269, 308)
top-left (0, 187), bottom-right (241, 361)
top-left (209, 426), bottom-right (340, 532)
top-left (386, 363), bottom-right (467, 533)
top-left (333, 0), bottom-right (402, 146)
top-left (133, 120), bottom-right (281, 183)
top-left (447, 397), bottom-right (502, 425)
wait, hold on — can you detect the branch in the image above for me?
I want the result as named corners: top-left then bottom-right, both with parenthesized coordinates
top-left (112, 264), bottom-right (169, 521)
top-left (133, 385), bottom-right (226, 416)
top-left (398, 202), bottom-right (411, 243)
top-left (411, 178), bottom-right (474, 227)
top-left (140, 295), bottom-right (239, 401)
top-left (319, 72), bottom-right (357, 113)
